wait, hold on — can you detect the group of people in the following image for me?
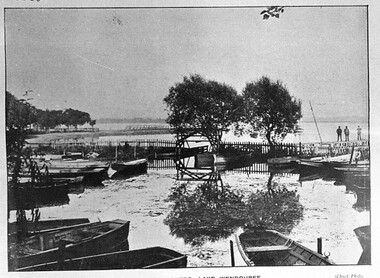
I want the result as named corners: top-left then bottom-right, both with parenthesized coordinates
top-left (336, 125), bottom-right (362, 141)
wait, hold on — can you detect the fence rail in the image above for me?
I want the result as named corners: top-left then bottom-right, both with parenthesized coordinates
top-left (27, 139), bottom-right (369, 159)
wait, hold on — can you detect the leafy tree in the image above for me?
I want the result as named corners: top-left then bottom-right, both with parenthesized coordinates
top-left (62, 108), bottom-right (91, 128)
top-left (241, 76), bottom-right (302, 155)
top-left (36, 109), bottom-right (64, 131)
top-left (164, 74), bottom-right (241, 149)
top-left (6, 91), bottom-right (38, 181)
top-left (261, 6), bottom-right (285, 20)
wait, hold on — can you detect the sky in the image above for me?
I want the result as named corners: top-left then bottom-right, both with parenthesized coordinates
top-left (5, 6), bottom-right (368, 121)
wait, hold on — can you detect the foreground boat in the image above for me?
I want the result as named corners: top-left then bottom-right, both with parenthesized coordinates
top-left (236, 229), bottom-right (334, 266)
top-left (354, 225), bottom-right (371, 265)
top-left (8, 218), bottom-right (90, 236)
top-left (111, 158), bottom-right (148, 177)
top-left (9, 219), bottom-right (130, 270)
top-left (16, 246), bottom-right (187, 271)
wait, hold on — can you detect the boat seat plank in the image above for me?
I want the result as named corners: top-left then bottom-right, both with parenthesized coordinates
top-left (245, 245), bottom-right (291, 253)
top-left (243, 238), bottom-right (285, 246)
top-left (242, 237), bottom-right (272, 241)
top-left (288, 250), bottom-right (323, 266)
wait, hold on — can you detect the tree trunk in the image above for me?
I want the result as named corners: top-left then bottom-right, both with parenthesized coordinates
top-left (266, 172), bottom-right (275, 195)
top-left (266, 132), bottom-right (275, 157)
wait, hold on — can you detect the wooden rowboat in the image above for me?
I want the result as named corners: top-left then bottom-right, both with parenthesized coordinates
top-left (8, 218), bottom-right (90, 236)
top-left (267, 156), bottom-right (299, 170)
top-left (299, 160), bottom-right (369, 170)
top-left (354, 225), bottom-right (371, 265)
top-left (9, 219), bottom-right (130, 270)
top-left (333, 166), bottom-right (370, 188)
top-left (236, 229), bottom-right (334, 266)
top-left (111, 158), bottom-right (148, 177)
top-left (16, 246), bottom-right (187, 271)
top-left (195, 153), bottom-right (254, 171)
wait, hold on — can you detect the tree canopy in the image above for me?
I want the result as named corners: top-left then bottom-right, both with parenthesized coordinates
top-left (6, 91), bottom-right (38, 182)
top-left (261, 6), bottom-right (285, 20)
top-left (6, 91), bottom-right (95, 132)
top-left (164, 74), bottom-right (241, 148)
top-left (241, 76), bottom-right (302, 153)
top-left (62, 108), bottom-right (91, 128)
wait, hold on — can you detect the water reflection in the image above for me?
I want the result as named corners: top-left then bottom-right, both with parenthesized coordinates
top-left (164, 180), bottom-right (247, 246)
top-left (268, 162), bottom-right (370, 211)
top-left (245, 177), bottom-right (304, 234)
top-left (8, 186), bottom-right (70, 211)
top-left (164, 170), bottom-right (304, 246)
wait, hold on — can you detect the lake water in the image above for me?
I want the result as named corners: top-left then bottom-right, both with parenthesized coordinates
top-left (96, 121), bottom-right (368, 144)
top-left (11, 120), bottom-right (370, 271)
top-left (14, 168), bottom-right (370, 268)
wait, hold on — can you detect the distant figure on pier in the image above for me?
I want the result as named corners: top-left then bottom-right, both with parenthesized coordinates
top-left (344, 126), bottom-right (350, 141)
top-left (336, 126), bottom-right (342, 141)
top-left (357, 125), bottom-right (362, 140)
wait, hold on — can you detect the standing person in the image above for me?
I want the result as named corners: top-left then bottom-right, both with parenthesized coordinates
top-left (344, 126), bottom-right (350, 141)
top-left (336, 126), bottom-right (342, 141)
top-left (357, 125), bottom-right (362, 140)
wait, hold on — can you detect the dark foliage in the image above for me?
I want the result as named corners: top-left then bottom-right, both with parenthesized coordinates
top-left (261, 6), bottom-right (285, 20)
top-left (164, 177), bottom-right (303, 246)
top-left (164, 182), bottom-right (247, 246)
top-left (164, 74), bottom-right (241, 149)
top-left (241, 76), bottom-right (302, 154)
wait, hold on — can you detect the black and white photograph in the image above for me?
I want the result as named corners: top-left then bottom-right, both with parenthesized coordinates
top-left (2, 1), bottom-right (378, 277)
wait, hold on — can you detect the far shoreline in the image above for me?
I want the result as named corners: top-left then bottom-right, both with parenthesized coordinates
top-left (27, 129), bottom-right (172, 144)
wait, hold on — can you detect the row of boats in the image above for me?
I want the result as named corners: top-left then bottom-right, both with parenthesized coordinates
top-left (9, 217), bottom-right (370, 270)
top-left (11, 153), bottom-right (149, 195)
top-left (8, 218), bottom-right (187, 271)
top-left (9, 152), bottom-right (187, 271)
top-left (9, 154), bottom-right (150, 223)
top-left (29, 152), bottom-right (148, 180)
top-left (267, 147), bottom-right (370, 188)
top-left (9, 147), bottom-right (370, 270)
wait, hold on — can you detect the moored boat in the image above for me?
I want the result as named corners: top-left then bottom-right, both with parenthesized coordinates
top-left (16, 246), bottom-right (187, 271)
top-left (9, 219), bottom-right (130, 270)
top-left (61, 152), bottom-right (84, 160)
top-left (8, 218), bottom-right (90, 236)
top-left (111, 158), bottom-right (148, 177)
top-left (195, 153), bottom-right (254, 171)
top-left (299, 159), bottom-right (369, 170)
top-left (19, 159), bottom-right (109, 184)
top-left (354, 225), bottom-right (370, 265)
top-left (267, 156), bottom-right (299, 169)
top-left (236, 229), bottom-right (334, 266)
top-left (354, 225), bottom-right (370, 251)
top-left (333, 166), bottom-right (370, 188)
